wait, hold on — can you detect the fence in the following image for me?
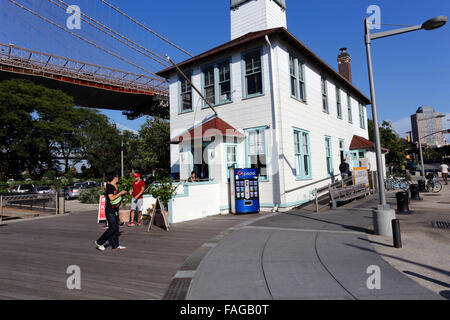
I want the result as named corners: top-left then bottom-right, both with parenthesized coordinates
top-left (0, 193), bottom-right (65, 222)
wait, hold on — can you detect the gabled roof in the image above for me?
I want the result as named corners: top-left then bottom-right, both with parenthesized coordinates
top-left (350, 135), bottom-right (388, 152)
top-left (170, 116), bottom-right (245, 144)
top-left (156, 27), bottom-right (371, 105)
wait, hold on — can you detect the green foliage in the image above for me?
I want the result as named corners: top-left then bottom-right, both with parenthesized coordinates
top-left (132, 117), bottom-right (170, 176)
top-left (368, 120), bottom-right (410, 165)
top-left (117, 177), bottom-right (133, 206)
top-left (150, 178), bottom-right (178, 206)
top-left (79, 187), bottom-right (105, 204)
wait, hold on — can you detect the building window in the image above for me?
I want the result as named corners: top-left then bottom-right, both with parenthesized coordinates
top-left (179, 73), bottom-right (192, 113)
top-left (325, 136), bottom-right (333, 176)
top-left (321, 77), bottom-right (329, 113)
top-left (246, 127), bottom-right (268, 180)
top-left (336, 87), bottom-right (342, 119)
top-left (290, 55), bottom-right (297, 97)
top-left (347, 93), bottom-right (353, 123)
top-left (226, 144), bottom-right (238, 180)
top-left (290, 54), bottom-right (307, 102)
top-left (294, 128), bottom-right (311, 179)
top-left (218, 61), bottom-right (232, 103)
top-left (339, 139), bottom-right (345, 163)
top-left (202, 60), bottom-right (232, 107)
top-left (359, 103), bottom-right (366, 129)
top-left (243, 50), bottom-right (263, 98)
top-left (298, 60), bottom-right (306, 101)
top-left (203, 66), bottom-right (215, 106)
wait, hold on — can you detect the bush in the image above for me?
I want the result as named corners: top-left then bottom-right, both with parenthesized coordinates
top-left (79, 187), bottom-right (104, 204)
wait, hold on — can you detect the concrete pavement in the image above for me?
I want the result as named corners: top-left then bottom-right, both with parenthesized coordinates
top-left (186, 196), bottom-right (443, 300)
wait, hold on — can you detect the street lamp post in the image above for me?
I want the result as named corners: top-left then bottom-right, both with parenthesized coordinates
top-left (364, 16), bottom-right (447, 236)
top-left (119, 132), bottom-right (124, 178)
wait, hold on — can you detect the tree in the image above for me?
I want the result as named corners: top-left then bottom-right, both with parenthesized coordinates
top-left (133, 117), bottom-right (170, 177)
top-left (0, 79), bottom-right (75, 178)
top-left (80, 111), bottom-right (122, 179)
top-left (368, 119), bottom-right (410, 164)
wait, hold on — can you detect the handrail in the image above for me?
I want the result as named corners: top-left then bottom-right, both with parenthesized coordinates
top-left (285, 174), bottom-right (340, 194)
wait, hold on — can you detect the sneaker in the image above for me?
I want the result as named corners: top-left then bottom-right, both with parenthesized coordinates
top-left (112, 246), bottom-right (126, 251)
top-left (127, 223), bottom-right (135, 227)
top-left (94, 241), bottom-right (105, 252)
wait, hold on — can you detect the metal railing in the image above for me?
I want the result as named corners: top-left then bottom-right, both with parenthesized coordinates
top-left (0, 193), bottom-right (64, 222)
top-left (0, 43), bottom-right (169, 96)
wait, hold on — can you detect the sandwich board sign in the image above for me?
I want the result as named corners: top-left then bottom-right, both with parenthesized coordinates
top-left (147, 197), bottom-right (170, 232)
top-left (353, 167), bottom-right (369, 187)
top-left (97, 195), bottom-right (106, 223)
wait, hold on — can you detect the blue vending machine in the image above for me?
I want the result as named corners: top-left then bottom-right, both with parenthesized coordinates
top-left (230, 168), bottom-right (260, 214)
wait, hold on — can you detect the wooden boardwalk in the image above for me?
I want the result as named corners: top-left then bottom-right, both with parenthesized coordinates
top-left (0, 208), bottom-right (264, 300)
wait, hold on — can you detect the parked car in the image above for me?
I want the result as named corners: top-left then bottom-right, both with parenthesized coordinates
top-left (35, 186), bottom-right (54, 194)
top-left (14, 184), bottom-right (36, 193)
top-left (64, 184), bottom-right (82, 200)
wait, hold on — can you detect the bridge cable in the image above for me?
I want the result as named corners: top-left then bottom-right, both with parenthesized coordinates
top-left (7, 0), bottom-right (162, 80)
top-left (48, 0), bottom-right (170, 68)
top-left (99, 0), bottom-right (193, 58)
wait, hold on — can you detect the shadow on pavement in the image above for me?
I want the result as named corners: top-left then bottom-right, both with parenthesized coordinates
top-left (285, 212), bottom-right (373, 234)
top-left (402, 270), bottom-right (450, 288)
top-left (440, 291), bottom-right (450, 300)
top-left (345, 243), bottom-right (450, 277)
top-left (357, 237), bottom-right (393, 248)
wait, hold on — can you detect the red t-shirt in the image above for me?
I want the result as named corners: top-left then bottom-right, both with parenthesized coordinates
top-left (132, 180), bottom-right (146, 199)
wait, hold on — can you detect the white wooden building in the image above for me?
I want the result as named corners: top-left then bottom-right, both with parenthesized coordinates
top-left (154, 0), bottom-right (385, 223)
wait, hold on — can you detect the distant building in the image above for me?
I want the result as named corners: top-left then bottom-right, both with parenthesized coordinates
top-left (411, 107), bottom-right (446, 147)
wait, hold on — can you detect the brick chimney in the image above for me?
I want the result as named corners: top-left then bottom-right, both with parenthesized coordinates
top-left (337, 48), bottom-right (352, 83)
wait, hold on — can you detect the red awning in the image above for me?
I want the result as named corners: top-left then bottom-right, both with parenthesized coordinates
top-left (350, 135), bottom-right (388, 152)
top-left (170, 116), bottom-right (245, 144)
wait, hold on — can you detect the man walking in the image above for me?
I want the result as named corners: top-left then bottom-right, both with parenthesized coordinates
top-left (339, 159), bottom-right (350, 180)
top-left (95, 174), bottom-right (127, 251)
top-left (128, 173), bottom-right (146, 227)
top-left (440, 162), bottom-right (448, 185)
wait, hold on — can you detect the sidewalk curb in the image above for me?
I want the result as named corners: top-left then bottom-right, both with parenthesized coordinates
top-left (162, 212), bottom-right (281, 300)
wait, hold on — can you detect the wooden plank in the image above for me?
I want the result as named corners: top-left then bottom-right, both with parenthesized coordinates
top-left (0, 208), bottom-right (266, 300)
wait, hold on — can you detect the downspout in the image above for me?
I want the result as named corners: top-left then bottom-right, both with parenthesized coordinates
top-left (265, 35), bottom-right (285, 212)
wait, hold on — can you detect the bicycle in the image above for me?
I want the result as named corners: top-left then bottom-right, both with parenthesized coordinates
top-left (425, 174), bottom-right (442, 193)
top-left (384, 175), bottom-right (410, 191)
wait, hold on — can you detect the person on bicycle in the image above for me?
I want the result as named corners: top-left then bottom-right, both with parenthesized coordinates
top-left (440, 162), bottom-right (448, 185)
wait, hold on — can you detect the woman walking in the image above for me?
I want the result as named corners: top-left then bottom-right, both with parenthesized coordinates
top-left (95, 174), bottom-right (128, 251)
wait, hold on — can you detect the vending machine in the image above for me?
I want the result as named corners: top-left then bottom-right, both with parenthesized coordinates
top-left (230, 168), bottom-right (260, 214)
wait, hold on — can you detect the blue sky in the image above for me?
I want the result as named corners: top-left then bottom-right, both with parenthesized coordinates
top-left (2, 0), bottom-right (449, 136)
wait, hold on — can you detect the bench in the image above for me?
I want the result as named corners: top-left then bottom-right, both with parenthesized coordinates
top-left (330, 183), bottom-right (369, 209)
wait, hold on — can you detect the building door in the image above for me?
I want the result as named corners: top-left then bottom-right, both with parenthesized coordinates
top-left (344, 151), bottom-right (359, 172)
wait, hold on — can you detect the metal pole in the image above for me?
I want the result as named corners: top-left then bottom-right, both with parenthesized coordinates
top-left (365, 19), bottom-right (388, 208)
top-left (0, 195), bottom-right (3, 223)
top-left (121, 133), bottom-right (124, 178)
top-left (418, 137), bottom-right (425, 177)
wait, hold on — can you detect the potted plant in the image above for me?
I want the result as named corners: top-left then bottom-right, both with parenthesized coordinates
top-left (149, 178), bottom-right (178, 213)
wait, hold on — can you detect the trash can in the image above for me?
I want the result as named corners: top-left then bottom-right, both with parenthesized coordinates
top-left (410, 184), bottom-right (422, 201)
top-left (418, 180), bottom-right (427, 193)
top-left (396, 191), bottom-right (411, 214)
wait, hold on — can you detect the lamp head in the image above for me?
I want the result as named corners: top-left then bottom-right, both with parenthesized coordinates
top-left (422, 16), bottom-right (447, 30)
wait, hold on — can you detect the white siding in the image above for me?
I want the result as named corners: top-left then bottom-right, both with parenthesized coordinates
top-left (231, 0), bottom-right (287, 40)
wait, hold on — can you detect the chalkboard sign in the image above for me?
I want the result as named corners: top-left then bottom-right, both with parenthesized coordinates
top-left (147, 198), bottom-right (170, 232)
